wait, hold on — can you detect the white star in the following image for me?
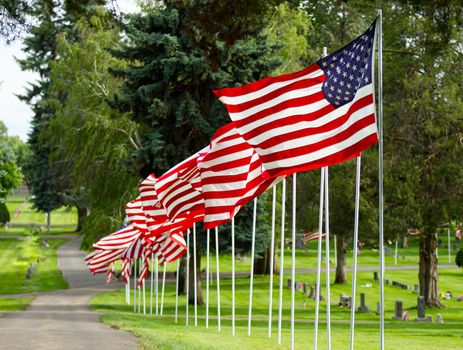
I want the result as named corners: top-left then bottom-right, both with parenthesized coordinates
top-left (339, 81), bottom-right (345, 87)
top-left (340, 57), bottom-right (344, 64)
top-left (360, 45), bottom-right (364, 51)
top-left (352, 65), bottom-right (357, 71)
top-left (329, 86), bottom-right (335, 91)
top-left (356, 55), bottom-right (361, 62)
top-left (336, 67), bottom-right (341, 74)
top-left (333, 77), bottom-right (338, 83)
top-left (347, 83), bottom-right (352, 89)
top-left (336, 95), bottom-right (341, 100)
top-left (342, 72), bottom-right (347, 78)
top-left (345, 90), bottom-right (351, 96)
top-left (364, 76), bottom-right (369, 83)
top-left (328, 92), bottom-right (333, 98)
top-left (334, 100), bottom-right (340, 106)
top-left (332, 56), bottom-right (337, 61)
top-left (322, 61), bottom-right (328, 67)
top-left (344, 96), bottom-right (350, 101)
top-left (346, 63), bottom-right (351, 68)
top-left (349, 74), bottom-right (354, 81)
top-left (330, 62), bottom-right (335, 68)
top-left (337, 88), bottom-right (342, 94)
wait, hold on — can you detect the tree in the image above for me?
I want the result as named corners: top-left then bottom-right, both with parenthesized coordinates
top-left (456, 249), bottom-right (463, 270)
top-left (110, 0), bottom-right (283, 304)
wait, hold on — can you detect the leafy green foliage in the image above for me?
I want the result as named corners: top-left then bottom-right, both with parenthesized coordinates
top-left (0, 201), bottom-right (10, 225)
top-left (456, 249), bottom-right (463, 269)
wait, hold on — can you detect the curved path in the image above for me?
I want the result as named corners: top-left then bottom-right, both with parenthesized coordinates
top-left (0, 238), bottom-right (138, 350)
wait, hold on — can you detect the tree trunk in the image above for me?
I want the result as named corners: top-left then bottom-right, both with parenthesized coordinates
top-left (188, 250), bottom-right (204, 305)
top-left (47, 211), bottom-right (51, 233)
top-left (418, 231), bottom-right (442, 307)
top-left (76, 206), bottom-right (88, 232)
top-left (334, 234), bottom-right (348, 284)
top-left (254, 246), bottom-right (273, 275)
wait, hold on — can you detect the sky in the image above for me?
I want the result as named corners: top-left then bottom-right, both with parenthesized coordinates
top-left (0, 0), bottom-right (139, 141)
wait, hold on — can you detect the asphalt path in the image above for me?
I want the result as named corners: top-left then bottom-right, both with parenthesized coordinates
top-left (0, 237), bottom-right (138, 350)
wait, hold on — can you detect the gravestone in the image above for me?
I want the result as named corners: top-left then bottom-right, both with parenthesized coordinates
top-left (309, 286), bottom-right (315, 299)
top-left (436, 313), bottom-right (444, 324)
top-left (357, 293), bottom-right (370, 313)
top-left (339, 295), bottom-right (351, 307)
top-left (392, 300), bottom-right (403, 320)
top-left (413, 284), bottom-right (419, 294)
top-left (373, 271), bottom-right (379, 281)
top-left (303, 282), bottom-right (308, 295)
top-left (376, 302), bottom-right (382, 315)
top-left (287, 279), bottom-right (292, 289)
top-left (297, 282), bottom-right (303, 291)
top-left (384, 246), bottom-right (393, 256)
top-left (385, 279), bottom-right (390, 285)
top-left (415, 296), bottom-right (430, 322)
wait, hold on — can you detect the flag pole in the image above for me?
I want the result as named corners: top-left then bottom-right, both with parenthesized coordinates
top-left (160, 262), bottom-right (166, 315)
top-left (206, 228), bottom-right (210, 329)
top-left (349, 156), bottom-right (362, 350)
top-left (175, 258), bottom-right (180, 324)
top-left (193, 223), bottom-right (198, 327)
top-left (324, 167), bottom-right (331, 350)
top-left (448, 227), bottom-right (451, 264)
top-left (150, 255), bottom-right (154, 315)
top-left (277, 179), bottom-right (286, 345)
top-left (268, 185), bottom-right (277, 337)
top-left (142, 256), bottom-right (146, 315)
top-left (248, 197), bottom-right (258, 336)
top-left (215, 226), bottom-right (221, 332)
top-left (138, 259), bottom-right (141, 314)
top-left (155, 255), bottom-right (159, 315)
top-left (314, 168), bottom-right (325, 350)
top-left (133, 259), bottom-right (137, 312)
top-left (186, 229), bottom-right (190, 327)
top-left (394, 237), bottom-right (398, 266)
top-left (127, 273), bottom-right (130, 305)
top-left (290, 173), bottom-right (297, 350)
top-left (231, 217), bottom-right (236, 335)
top-left (376, 9), bottom-right (385, 350)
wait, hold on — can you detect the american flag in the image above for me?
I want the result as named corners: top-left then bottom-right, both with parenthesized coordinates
top-left (213, 21), bottom-right (378, 178)
top-left (303, 231), bottom-right (328, 245)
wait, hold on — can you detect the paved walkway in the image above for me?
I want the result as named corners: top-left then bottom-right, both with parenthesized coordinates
top-left (0, 238), bottom-right (139, 350)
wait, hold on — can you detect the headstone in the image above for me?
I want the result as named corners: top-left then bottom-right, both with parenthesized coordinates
top-left (384, 246), bottom-right (393, 256)
top-left (309, 286), bottom-right (315, 299)
top-left (357, 293), bottom-right (370, 313)
top-left (303, 282), bottom-right (308, 296)
top-left (415, 296), bottom-right (429, 322)
top-left (385, 279), bottom-right (390, 285)
top-left (426, 314), bottom-right (433, 322)
top-left (373, 271), bottom-right (379, 281)
top-left (297, 282), bottom-right (303, 291)
top-left (376, 302), bottom-right (381, 315)
top-left (287, 279), bottom-right (292, 289)
top-left (413, 284), bottom-right (419, 294)
top-left (436, 313), bottom-right (444, 324)
top-left (392, 300), bottom-right (403, 320)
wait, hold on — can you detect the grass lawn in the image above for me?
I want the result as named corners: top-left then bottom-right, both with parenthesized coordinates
top-left (91, 265), bottom-right (463, 349)
top-left (0, 236), bottom-right (69, 295)
top-left (0, 297), bottom-right (34, 312)
top-left (5, 195), bottom-right (77, 230)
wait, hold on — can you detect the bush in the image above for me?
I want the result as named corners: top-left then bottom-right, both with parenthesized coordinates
top-left (0, 201), bottom-right (10, 225)
top-left (456, 249), bottom-right (463, 269)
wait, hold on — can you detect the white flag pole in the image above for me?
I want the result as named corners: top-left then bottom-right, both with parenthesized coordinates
top-left (290, 173), bottom-right (297, 350)
top-left (142, 256), bottom-right (146, 315)
top-left (186, 229), bottom-right (190, 327)
top-left (448, 227), bottom-right (451, 264)
top-left (193, 223), bottom-right (198, 327)
top-left (133, 259), bottom-right (137, 312)
top-left (155, 255), bottom-right (159, 315)
top-left (324, 167), bottom-right (331, 350)
top-left (160, 262), bottom-right (166, 315)
top-left (394, 237), bottom-right (398, 266)
top-left (334, 235), bottom-right (337, 268)
top-left (215, 227), bottom-right (221, 332)
top-left (138, 259), bottom-right (141, 314)
top-left (349, 156), bottom-right (362, 350)
top-left (248, 197), bottom-right (258, 336)
top-left (314, 168), bottom-right (325, 350)
top-left (231, 217), bottom-right (236, 335)
top-left (150, 254), bottom-right (154, 315)
top-left (175, 258), bottom-right (180, 324)
top-left (127, 274), bottom-right (130, 305)
top-left (277, 179), bottom-right (286, 345)
top-left (376, 9), bottom-right (385, 350)
top-left (206, 229), bottom-right (210, 329)
top-left (268, 185), bottom-right (277, 337)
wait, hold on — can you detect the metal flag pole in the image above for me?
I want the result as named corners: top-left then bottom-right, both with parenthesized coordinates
top-left (277, 179), bottom-right (286, 345)
top-left (142, 256), bottom-right (146, 315)
top-left (206, 229), bottom-right (210, 329)
top-left (215, 226), bottom-right (221, 332)
top-left (314, 168), bottom-right (325, 350)
top-left (155, 255), bottom-right (159, 315)
top-left (160, 262), bottom-right (166, 315)
top-left (138, 259), bottom-right (141, 314)
top-left (133, 259), bottom-right (137, 312)
top-left (349, 156), bottom-right (362, 350)
top-left (268, 185), bottom-right (277, 337)
top-left (394, 237), bottom-right (399, 266)
top-left (448, 227), bottom-right (451, 264)
top-left (186, 229), bottom-right (190, 327)
top-left (248, 197), bottom-right (258, 336)
top-left (290, 173), bottom-right (297, 350)
top-left (324, 167), bottom-right (331, 350)
top-left (231, 217), bottom-right (236, 335)
top-left (175, 259), bottom-right (180, 324)
top-left (150, 255), bottom-right (154, 315)
top-left (334, 235), bottom-right (337, 268)
top-left (377, 9), bottom-right (385, 350)
top-left (127, 273), bottom-right (130, 305)
top-left (193, 223), bottom-right (198, 327)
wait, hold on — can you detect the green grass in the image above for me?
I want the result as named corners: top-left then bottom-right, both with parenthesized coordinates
top-left (0, 236), bottom-right (69, 294)
top-left (91, 266), bottom-right (463, 349)
top-left (0, 297), bottom-right (34, 312)
top-left (5, 195), bottom-right (77, 230)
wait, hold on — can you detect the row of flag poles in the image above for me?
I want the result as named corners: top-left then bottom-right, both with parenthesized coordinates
top-left (86, 12), bottom-right (384, 350)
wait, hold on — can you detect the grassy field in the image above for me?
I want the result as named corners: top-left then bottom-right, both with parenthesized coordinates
top-left (91, 265), bottom-right (463, 349)
top-left (0, 236), bottom-right (70, 311)
top-left (4, 195), bottom-right (77, 231)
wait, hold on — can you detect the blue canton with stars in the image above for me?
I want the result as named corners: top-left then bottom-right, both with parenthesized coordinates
top-left (317, 20), bottom-right (376, 107)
